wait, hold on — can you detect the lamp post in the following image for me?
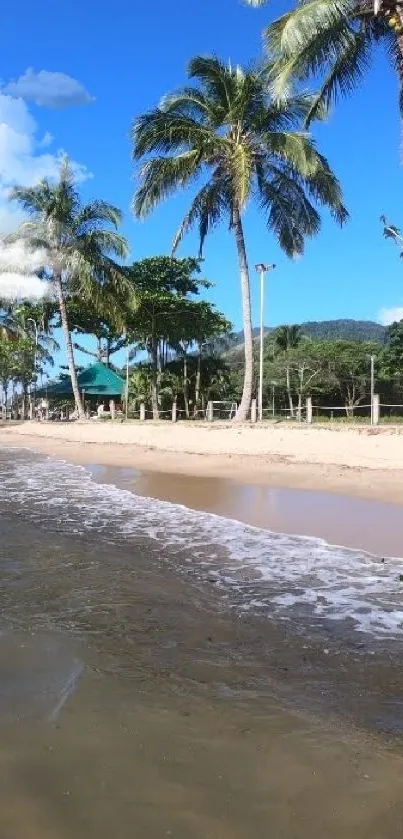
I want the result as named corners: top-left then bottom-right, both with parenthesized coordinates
top-left (255, 263), bottom-right (276, 422)
top-left (370, 354), bottom-right (375, 426)
top-left (124, 335), bottom-right (132, 420)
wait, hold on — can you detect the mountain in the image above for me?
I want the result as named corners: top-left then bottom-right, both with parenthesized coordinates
top-left (224, 319), bottom-right (387, 351)
top-left (299, 319), bottom-right (387, 343)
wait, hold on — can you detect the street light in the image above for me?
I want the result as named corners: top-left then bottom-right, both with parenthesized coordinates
top-left (255, 263), bottom-right (276, 422)
top-left (370, 354), bottom-right (375, 426)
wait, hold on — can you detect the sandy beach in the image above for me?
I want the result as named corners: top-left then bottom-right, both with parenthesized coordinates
top-left (1, 419), bottom-right (403, 507)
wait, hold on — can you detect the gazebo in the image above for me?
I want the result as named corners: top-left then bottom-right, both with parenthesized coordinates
top-left (37, 362), bottom-right (125, 408)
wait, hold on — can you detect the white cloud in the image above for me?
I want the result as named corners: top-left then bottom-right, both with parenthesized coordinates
top-left (0, 241), bottom-right (53, 301)
top-left (0, 240), bottom-right (47, 273)
top-left (4, 69), bottom-right (94, 110)
top-left (38, 131), bottom-right (54, 148)
top-left (378, 307), bottom-right (403, 326)
top-left (0, 89), bottom-right (89, 234)
top-left (0, 273), bottom-right (52, 301)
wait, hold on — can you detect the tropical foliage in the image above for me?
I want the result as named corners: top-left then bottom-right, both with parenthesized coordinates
top-left (246, 0), bottom-right (403, 124)
top-left (124, 256), bottom-right (231, 418)
top-left (6, 158), bottom-right (129, 417)
top-left (0, 330), bottom-right (54, 418)
top-left (132, 55), bottom-right (347, 420)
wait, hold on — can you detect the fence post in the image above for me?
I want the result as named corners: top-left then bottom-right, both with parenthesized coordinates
top-left (372, 393), bottom-right (380, 426)
top-left (250, 398), bottom-right (257, 424)
top-left (207, 401), bottom-right (213, 422)
top-left (306, 396), bottom-right (313, 425)
top-left (140, 403), bottom-right (146, 421)
top-left (171, 401), bottom-right (177, 423)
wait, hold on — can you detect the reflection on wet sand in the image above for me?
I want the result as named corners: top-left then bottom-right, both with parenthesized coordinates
top-left (2, 452), bottom-right (403, 837)
top-left (2, 672), bottom-right (403, 839)
top-left (0, 513), bottom-right (402, 838)
top-left (95, 465), bottom-right (403, 558)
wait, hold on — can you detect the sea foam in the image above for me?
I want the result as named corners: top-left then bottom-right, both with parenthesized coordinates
top-left (1, 447), bottom-right (403, 642)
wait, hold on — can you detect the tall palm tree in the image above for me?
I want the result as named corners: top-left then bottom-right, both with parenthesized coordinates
top-left (246, 0), bottom-right (403, 124)
top-left (7, 159), bottom-right (129, 418)
top-left (132, 56), bottom-right (347, 420)
top-left (274, 323), bottom-right (303, 415)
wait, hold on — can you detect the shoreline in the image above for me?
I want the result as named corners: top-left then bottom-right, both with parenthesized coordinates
top-left (2, 422), bottom-right (403, 556)
top-left (1, 420), bottom-right (403, 507)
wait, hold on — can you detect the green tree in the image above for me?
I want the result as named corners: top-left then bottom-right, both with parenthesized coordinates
top-left (7, 158), bottom-right (128, 418)
top-left (273, 324), bottom-right (303, 415)
top-left (246, 0), bottom-right (403, 125)
top-left (65, 299), bottom-right (128, 368)
top-left (0, 337), bottom-right (18, 408)
top-left (131, 55), bottom-right (347, 421)
top-left (382, 320), bottom-right (403, 376)
top-left (271, 340), bottom-right (327, 417)
top-left (317, 339), bottom-right (381, 416)
top-left (125, 256), bottom-right (219, 418)
top-left (188, 302), bottom-right (231, 417)
top-left (274, 324), bottom-right (302, 351)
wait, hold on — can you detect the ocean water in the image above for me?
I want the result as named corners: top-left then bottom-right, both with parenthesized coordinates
top-left (1, 446), bottom-right (403, 644)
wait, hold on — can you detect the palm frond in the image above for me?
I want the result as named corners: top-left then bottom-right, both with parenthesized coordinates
top-left (161, 88), bottom-right (213, 122)
top-left (74, 228), bottom-right (129, 260)
top-left (188, 55), bottom-right (238, 112)
top-left (259, 175), bottom-right (320, 256)
top-left (264, 130), bottom-right (325, 177)
top-left (172, 180), bottom-right (228, 255)
top-left (9, 184), bottom-right (53, 216)
top-left (266, 0), bottom-right (357, 99)
top-left (263, 92), bottom-right (329, 130)
top-left (76, 200), bottom-right (123, 231)
top-left (132, 110), bottom-right (216, 158)
top-left (133, 152), bottom-right (202, 218)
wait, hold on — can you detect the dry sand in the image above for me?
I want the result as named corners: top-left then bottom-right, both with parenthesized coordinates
top-left (1, 419), bottom-right (403, 506)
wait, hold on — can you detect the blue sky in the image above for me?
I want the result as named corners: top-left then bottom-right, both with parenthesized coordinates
top-left (2, 0), bottom-right (403, 371)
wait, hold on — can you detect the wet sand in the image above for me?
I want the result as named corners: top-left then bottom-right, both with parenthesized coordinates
top-left (3, 443), bottom-right (403, 836)
top-left (89, 464), bottom-right (403, 558)
top-left (2, 423), bottom-right (403, 506)
top-left (3, 426), bottom-right (403, 556)
top-left (1, 515), bottom-right (403, 838)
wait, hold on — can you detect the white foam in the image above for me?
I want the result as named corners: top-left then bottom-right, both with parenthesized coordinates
top-left (1, 447), bottom-right (403, 641)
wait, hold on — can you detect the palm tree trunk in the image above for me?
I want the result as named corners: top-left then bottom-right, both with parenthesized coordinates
top-left (233, 208), bottom-right (253, 422)
top-left (54, 275), bottom-right (85, 419)
top-left (194, 347), bottom-right (202, 418)
top-left (150, 338), bottom-right (159, 420)
top-left (183, 351), bottom-right (190, 419)
top-left (22, 383), bottom-right (28, 420)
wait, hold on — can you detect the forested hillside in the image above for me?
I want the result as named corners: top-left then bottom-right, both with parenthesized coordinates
top-left (227, 319), bottom-right (387, 351)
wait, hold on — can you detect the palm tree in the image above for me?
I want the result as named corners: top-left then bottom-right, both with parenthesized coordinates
top-left (132, 56), bottom-right (347, 420)
top-left (245, 0), bottom-right (403, 124)
top-left (274, 324), bottom-right (303, 416)
top-left (7, 159), bottom-right (129, 418)
top-left (274, 323), bottom-right (302, 351)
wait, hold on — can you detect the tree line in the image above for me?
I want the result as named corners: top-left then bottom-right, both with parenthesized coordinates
top-left (1, 0), bottom-right (403, 419)
top-left (0, 252), bottom-right (232, 419)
